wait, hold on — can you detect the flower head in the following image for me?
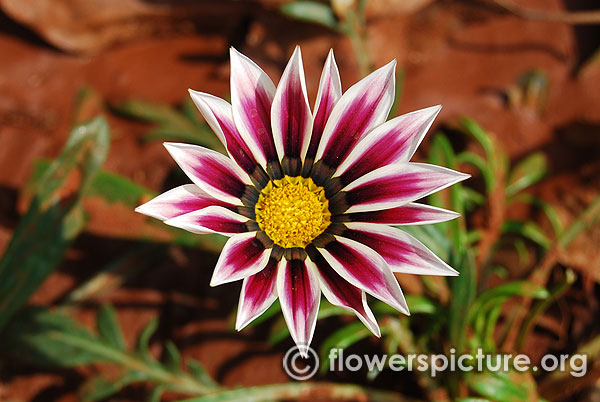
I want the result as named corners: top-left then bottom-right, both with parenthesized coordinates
top-left (136, 46), bottom-right (469, 355)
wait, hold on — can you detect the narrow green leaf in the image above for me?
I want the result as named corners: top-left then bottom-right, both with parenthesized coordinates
top-left (502, 220), bottom-right (552, 249)
top-left (0, 307), bottom-right (106, 367)
top-left (163, 340), bottom-right (181, 371)
top-left (466, 371), bottom-right (531, 402)
top-left (136, 318), bottom-right (159, 363)
top-left (506, 152), bottom-right (548, 197)
top-left (147, 385), bottom-right (168, 402)
top-left (280, 1), bottom-right (339, 30)
top-left (97, 304), bottom-right (126, 350)
top-left (319, 321), bottom-right (373, 373)
top-left (114, 99), bottom-right (225, 151)
top-left (187, 358), bottom-right (220, 389)
top-left (0, 117), bottom-right (109, 331)
top-left (373, 295), bottom-right (437, 315)
top-left (80, 371), bottom-right (146, 401)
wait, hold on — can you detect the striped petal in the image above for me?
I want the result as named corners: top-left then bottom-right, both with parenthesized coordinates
top-left (314, 60), bottom-right (396, 175)
top-left (342, 223), bottom-right (458, 276)
top-left (277, 258), bottom-right (320, 357)
top-left (335, 163), bottom-right (470, 214)
top-left (135, 184), bottom-right (231, 221)
top-left (272, 46), bottom-right (313, 176)
top-left (210, 231), bottom-right (271, 286)
top-left (317, 236), bottom-right (409, 315)
top-left (235, 257), bottom-right (278, 330)
top-left (229, 48), bottom-right (279, 174)
top-left (164, 206), bottom-right (251, 236)
top-left (333, 105), bottom-right (442, 185)
top-left (164, 142), bottom-right (252, 206)
top-left (335, 203), bottom-right (460, 225)
top-left (307, 249), bottom-right (379, 336)
top-left (188, 90), bottom-right (268, 185)
top-left (303, 49), bottom-right (341, 174)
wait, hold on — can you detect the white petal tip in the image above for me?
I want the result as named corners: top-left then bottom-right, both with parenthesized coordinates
top-left (297, 346), bottom-right (309, 359)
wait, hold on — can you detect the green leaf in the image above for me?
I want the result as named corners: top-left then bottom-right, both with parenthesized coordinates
top-left (0, 306), bottom-right (106, 367)
top-left (280, 1), bottom-right (339, 30)
top-left (502, 220), bottom-right (552, 249)
top-left (506, 152), bottom-right (548, 197)
top-left (80, 371), bottom-right (146, 401)
top-left (460, 117), bottom-right (495, 161)
top-left (97, 304), bottom-right (126, 350)
top-left (319, 321), bottom-right (373, 373)
top-left (2, 308), bottom-right (215, 396)
top-left (29, 159), bottom-right (155, 208)
top-left (373, 295), bottom-right (437, 315)
top-left (147, 385), bottom-right (168, 402)
top-left (114, 99), bottom-right (224, 151)
top-left (466, 371), bottom-right (532, 402)
top-left (187, 358), bottom-right (220, 389)
top-left (163, 340), bottom-right (181, 371)
top-left (0, 117), bottom-right (109, 331)
top-left (136, 318), bottom-right (159, 363)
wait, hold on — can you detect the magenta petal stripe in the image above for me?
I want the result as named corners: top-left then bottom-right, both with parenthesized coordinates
top-left (307, 251), bottom-right (380, 336)
top-left (135, 184), bottom-right (232, 221)
top-left (164, 143), bottom-right (252, 206)
top-left (338, 163), bottom-right (470, 214)
top-left (164, 206), bottom-right (250, 236)
top-left (303, 49), bottom-right (342, 173)
top-left (336, 203), bottom-right (460, 225)
top-left (317, 236), bottom-right (409, 315)
top-left (272, 46), bottom-right (312, 175)
top-left (277, 258), bottom-right (320, 357)
top-left (342, 223), bottom-right (459, 276)
top-left (314, 60), bottom-right (396, 173)
top-left (235, 257), bottom-right (278, 330)
top-left (333, 105), bottom-right (442, 185)
top-left (229, 48), bottom-right (278, 172)
top-left (210, 231), bottom-right (271, 286)
top-left (188, 90), bottom-right (265, 182)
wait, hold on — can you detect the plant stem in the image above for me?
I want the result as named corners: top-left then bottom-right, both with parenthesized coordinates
top-left (180, 382), bottom-right (408, 402)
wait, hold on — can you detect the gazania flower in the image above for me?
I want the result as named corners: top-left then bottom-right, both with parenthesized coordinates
top-left (136, 46), bottom-right (468, 355)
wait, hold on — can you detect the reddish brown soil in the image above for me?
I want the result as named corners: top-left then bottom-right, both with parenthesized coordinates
top-left (0, 0), bottom-right (599, 401)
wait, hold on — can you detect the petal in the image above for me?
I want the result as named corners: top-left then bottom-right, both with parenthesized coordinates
top-left (335, 202), bottom-right (460, 225)
top-left (164, 206), bottom-right (251, 236)
top-left (271, 46), bottom-right (313, 176)
top-left (210, 231), bottom-right (271, 286)
top-left (317, 236), bottom-right (409, 315)
top-left (336, 162), bottom-right (470, 214)
top-left (342, 223), bottom-right (459, 276)
top-left (303, 49), bottom-right (342, 169)
top-left (135, 184), bottom-right (232, 221)
top-left (277, 258), bottom-right (320, 357)
top-left (333, 105), bottom-right (442, 185)
top-left (188, 90), bottom-right (267, 184)
top-left (235, 257), bottom-right (278, 330)
top-left (314, 60), bottom-right (396, 173)
top-left (229, 48), bottom-right (278, 171)
top-left (307, 249), bottom-right (379, 336)
top-left (164, 142), bottom-right (252, 206)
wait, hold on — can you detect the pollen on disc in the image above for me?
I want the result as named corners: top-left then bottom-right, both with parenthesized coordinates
top-left (255, 176), bottom-right (330, 248)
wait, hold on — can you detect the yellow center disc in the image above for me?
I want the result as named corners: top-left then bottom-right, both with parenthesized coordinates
top-left (255, 176), bottom-right (331, 248)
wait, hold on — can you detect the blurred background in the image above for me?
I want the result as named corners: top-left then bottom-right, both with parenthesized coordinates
top-left (0, 0), bottom-right (599, 401)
